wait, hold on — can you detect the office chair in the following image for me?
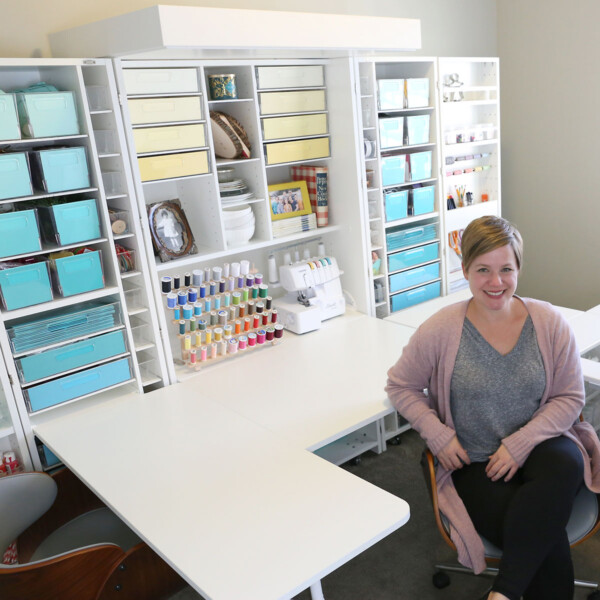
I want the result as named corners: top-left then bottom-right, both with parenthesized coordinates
top-left (421, 448), bottom-right (600, 599)
top-left (0, 467), bottom-right (186, 600)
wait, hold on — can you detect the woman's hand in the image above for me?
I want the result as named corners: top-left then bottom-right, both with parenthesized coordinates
top-left (437, 436), bottom-right (470, 471)
top-left (486, 444), bottom-right (519, 482)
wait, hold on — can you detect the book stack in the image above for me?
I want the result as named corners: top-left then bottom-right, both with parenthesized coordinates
top-left (290, 165), bottom-right (328, 227)
top-left (272, 212), bottom-right (317, 238)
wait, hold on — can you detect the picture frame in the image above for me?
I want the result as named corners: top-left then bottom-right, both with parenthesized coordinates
top-left (147, 199), bottom-right (197, 262)
top-left (268, 181), bottom-right (312, 221)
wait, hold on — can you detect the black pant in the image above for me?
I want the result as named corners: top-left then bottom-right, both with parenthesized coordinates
top-left (452, 436), bottom-right (584, 600)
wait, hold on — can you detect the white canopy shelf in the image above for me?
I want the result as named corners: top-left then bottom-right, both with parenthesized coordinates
top-left (49, 5), bottom-right (421, 59)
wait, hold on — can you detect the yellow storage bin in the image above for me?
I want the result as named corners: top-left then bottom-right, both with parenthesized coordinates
top-left (123, 68), bottom-right (199, 95)
top-left (258, 90), bottom-right (326, 115)
top-left (133, 124), bottom-right (206, 154)
top-left (138, 151), bottom-right (209, 182)
top-left (255, 65), bottom-right (324, 89)
top-left (265, 137), bottom-right (330, 165)
top-left (262, 113), bottom-right (328, 141)
top-left (128, 96), bottom-right (202, 125)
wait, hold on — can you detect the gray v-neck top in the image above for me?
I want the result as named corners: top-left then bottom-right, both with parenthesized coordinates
top-left (450, 315), bottom-right (546, 462)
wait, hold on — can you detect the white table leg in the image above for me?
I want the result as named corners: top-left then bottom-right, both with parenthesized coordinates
top-left (310, 581), bottom-right (325, 600)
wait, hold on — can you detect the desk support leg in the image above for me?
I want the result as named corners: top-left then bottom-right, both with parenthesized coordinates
top-left (310, 581), bottom-right (325, 600)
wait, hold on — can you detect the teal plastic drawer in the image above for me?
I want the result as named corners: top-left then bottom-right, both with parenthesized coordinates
top-left (40, 199), bottom-right (100, 245)
top-left (17, 91), bottom-right (79, 138)
top-left (391, 281), bottom-right (441, 312)
top-left (379, 117), bottom-right (404, 149)
top-left (389, 261), bottom-right (440, 293)
top-left (52, 251), bottom-right (104, 297)
top-left (17, 330), bottom-right (127, 384)
top-left (384, 190), bottom-right (408, 222)
top-left (411, 186), bottom-right (435, 216)
top-left (386, 222), bottom-right (439, 251)
top-left (0, 209), bottom-right (41, 257)
top-left (388, 242), bottom-right (439, 273)
top-left (26, 357), bottom-right (131, 412)
top-left (0, 261), bottom-right (53, 310)
top-left (30, 147), bottom-right (90, 193)
top-left (381, 155), bottom-right (406, 187)
top-left (408, 151), bottom-right (432, 181)
top-left (0, 153), bottom-right (32, 200)
top-left (0, 94), bottom-right (20, 140)
top-left (406, 115), bottom-right (430, 145)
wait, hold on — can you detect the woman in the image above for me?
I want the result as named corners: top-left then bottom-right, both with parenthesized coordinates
top-left (386, 216), bottom-right (600, 600)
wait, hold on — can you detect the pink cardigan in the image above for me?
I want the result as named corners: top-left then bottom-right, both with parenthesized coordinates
top-left (385, 297), bottom-right (600, 573)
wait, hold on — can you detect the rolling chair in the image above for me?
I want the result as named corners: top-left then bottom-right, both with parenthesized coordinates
top-left (421, 448), bottom-right (600, 599)
top-left (0, 467), bottom-right (186, 600)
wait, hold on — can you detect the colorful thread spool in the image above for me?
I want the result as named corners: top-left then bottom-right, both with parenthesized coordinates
top-left (188, 288), bottom-right (198, 303)
top-left (184, 272), bottom-right (191, 287)
top-left (198, 319), bottom-right (207, 331)
top-left (271, 309), bottom-right (278, 323)
top-left (204, 298), bottom-right (212, 312)
top-left (274, 323), bottom-right (284, 339)
top-left (173, 307), bottom-right (181, 320)
top-left (224, 292), bottom-right (231, 307)
top-left (200, 346), bottom-right (208, 361)
top-left (218, 310), bottom-right (228, 326)
top-left (247, 332), bottom-right (257, 347)
top-left (228, 338), bottom-right (239, 354)
top-left (179, 320), bottom-right (186, 335)
top-left (199, 284), bottom-right (207, 298)
top-left (238, 335), bottom-right (247, 350)
top-left (161, 276), bottom-right (172, 294)
top-left (232, 292), bottom-right (241, 305)
top-left (192, 269), bottom-right (203, 286)
top-left (209, 281), bottom-right (216, 296)
top-left (254, 273), bottom-right (263, 285)
top-left (259, 284), bottom-right (268, 298)
top-left (262, 313), bottom-right (269, 326)
top-left (173, 275), bottom-right (180, 290)
top-left (214, 295), bottom-right (221, 310)
top-left (190, 348), bottom-right (197, 364)
top-left (265, 327), bottom-right (275, 341)
top-left (211, 343), bottom-right (218, 359)
top-left (177, 291), bottom-right (187, 306)
top-left (166, 292), bottom-right (177, 308)
top-left (265, 296), bottom-right (272, 310)
top-left (244, 317), bottom-right (251, 332)
top-left (219, 279), bottom-right (226, 293)
top-left (194, 303), bottom-right (203, 317)
top-left (252, 314), bottom-right (260, 329)
top-left (214, 328), bottom-right (223, 342)
top-left (182, 304), bottom-right (193, 320)
top-left (256, 329), bottom-right (266, 344)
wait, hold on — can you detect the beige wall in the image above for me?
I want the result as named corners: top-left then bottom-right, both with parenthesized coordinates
top-left (498, 0), bottom-right (600, 309)
top-left (1, 0), bottom-right (497, 58)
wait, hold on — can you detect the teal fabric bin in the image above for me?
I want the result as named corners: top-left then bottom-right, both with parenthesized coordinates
top-left (391, 280), bottom-right (440, 312)
top-left (17, 330), bottom-right (127, 384)
top-left (384, 190), bottom-right (408, 222)
top-left (411, 186), bottom-right (436, 216)
top-left (381, 155), bottom-right (406, 187)
top-left (26, 358), bottom-right (131, 412)
top-left (0, 153), bottom-right (32, 200)
top-left (0, 261), bottom-right (53, 310)
top-left (406, 115), bottom-right (430, 145)
top-left (40, 199), bottom-right (100, 245)
top-left (0, 209), bottom-right (41, 257)
top-left (379, 117), bottom-right (404, 149)
top-left (0, 94), bottom-right (20, 140)
top-left (53, 251), bottom-right (104, 297)
top-left (389, 261), bottom-right (440, 293)
top-left (388, 242), bottom-right (439, 273)
top-left (30, 147), bottom-right (90, 193)
top-left (17, 91), bottom-right (79, 138)
top-left (408, 151), bottom-right (432, 181)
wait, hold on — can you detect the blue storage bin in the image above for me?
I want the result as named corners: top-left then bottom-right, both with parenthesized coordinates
top-left (386, 222), bottom-right (439, 251)
top-left (52, 250), bottom-right (104, 297)
top-left (389, 261), bottom-right (440, 293)
top-left (388, 242), bottom-right (439, 273)
top-left (384, 190), bottom-right (408, 222)
top-left (0, 261), bottom-right (53, 310)
top-left (17, 330), bottom-right (127, 384)
top-left (30, 147), bottom-right (90, 193)
top-left (405, 78), bottom-right (430, 108)
top-left (0, 94), bottom-right (20, 140)
top-left (408, 151), bottom-right (432, 181)
top-left (381, 155), bottom-right (406, 187)
top-left (40, 199), bottom-right (100, 245)
top-left (406, 115), bottom-right (430, 145)
top-left (39, 444), bottom-right (61, 467)
top-left (379, 117), bottom-right (404, 149)
top-left (411, 186), bottom-right (436, 216)
top-left (391, 280), bottom-right (440, 312)
top-left (17, 91), bottom-right (79, 138)
top-left (26, 357), bottom-right (131, 412)
top-left (0, 153), bottom-right (32, 200)
top-left (0, 209), bottom-right (41, 258)
top-left (377, 79), bottom-right (405, 110)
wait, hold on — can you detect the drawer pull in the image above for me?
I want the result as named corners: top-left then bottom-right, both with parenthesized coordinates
top-left (56, 343), bottom-right (95, 362)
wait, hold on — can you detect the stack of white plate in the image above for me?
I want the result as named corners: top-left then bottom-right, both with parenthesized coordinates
top-left (222, 204), bottom-right (255, 247)
top-left (219, 178), bottom-right (255, 205)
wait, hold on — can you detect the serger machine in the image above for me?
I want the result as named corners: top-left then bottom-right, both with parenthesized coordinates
top-left (274, 256), bottom-right (345, 334)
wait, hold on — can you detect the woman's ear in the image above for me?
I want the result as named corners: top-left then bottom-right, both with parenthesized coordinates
top-left (462, 262), bottom-right (468, 280)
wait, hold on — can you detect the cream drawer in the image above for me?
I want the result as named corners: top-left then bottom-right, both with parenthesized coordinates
top-left (262, 113), bottom-right (328, 141)
top-left (128, 96), bottom-right (202, 125)
top-left (123, 68), bottom-right (199, 94)
top-left (256, 65), bottom-right (324, 89)
top-left (258, 90), bottom-right (326, 116)
top-left (265, 137), bottom-right (330, 165)
top-left (133, 124), bottom-right (206, 154)
top-left (138, 151), bottom-right (209, 182)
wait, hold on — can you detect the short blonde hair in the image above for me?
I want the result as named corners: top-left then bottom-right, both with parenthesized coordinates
top-left (461, 216), bottom-right (523, 273)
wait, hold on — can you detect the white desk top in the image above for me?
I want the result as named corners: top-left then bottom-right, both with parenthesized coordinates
top-left (33, 390), bottom-right (409, 600)
top-left (192, 311), bottom-right (415, 451)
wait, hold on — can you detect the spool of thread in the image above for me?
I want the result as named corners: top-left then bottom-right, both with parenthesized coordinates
top-left (198, 319), bottom-right (207, 331)
top-left (204, 298), bottom-right (212, 312)
top-left (259, 284), bottom-right (268, 298)
top-left (210, 311), bottom-right (218, 326)
top-left (240, 260), bottom-right (250, 275)
top-left (192, 269), bottom-right (203, 286)
top-left (218, 310), bottom-right (227, 326)
top-left (190, 317), bottom-right (197, 331)
top-left (244, 317), bottom-right (251, 332)
top-left (242, 288), bottom-right (249, 302)
top-left (223, 292), bottom-right (231, 307)
top-left (177, 290), bottom-right (187, 306)
top-left (303, 248), bottom-right (311, 260)
top-left (248, 332), bottom-right (257, 347)
top-left (161, 276), bottom-right (172, 294)
top-left (274, 323), bottom-right (284, 338)
top-left (195, 332), bottom-right (202, 347)
top-left (237, 275), bottom-right (244, 289)
top-left (234, 320), bottom-right (241, 334)
top-left (188, 288), bottom-right (198, 303)
top-left (262, 313), bottom-right (269, 326)
top-left (173, 307), bottom-right (181, 320)
top-left (214, 295), bottom-right (221, 310)
top-left (251, 285), bottom-right (259, 299)
top-left (205, 329), bottom-right (212, 344)
top-left (247, 301), bottom-right (255, 315)
top-left (265, 327), bottom-right (275, 341)
top-left (204, 267), bottom-right (211, 283)
top-left (190, 348), bottom-right (197, 364)
top-left (229, 306), bottom-right (236, 321)
top-left (184, 334), bottom-right (192, 350)
top-left (166, 292), bottom-right (177, 308)
top-left (200, 346), bottom-right (208, 361)
top-left (283, 252), bottom-right (292, 265)
top-left (256, 329), bottom-right (266, 344)
top-left (254, 273), bottom-right (263, 285)
top-left (265, 296), bottom-right (272, 310)
top-left (246, 275), bottom-right (255, 288)
top-left (211, 343), bottom-right (218, 359)
top-left (212, 266), bottom-right (222, 281)
top-left (318, 242), bottom-right (326, 257)
top-left (179, 320), bottom-right (186, 335)
top-left (223, 263), bottom-right (230, 278)
top-left (173, 275), bottom-right (181, 290)
top-left (214, 328), bottom-right (223, 341)
top-left (209, 281), bottom-right (216, 296)
top-left (228, 276), bottom-right (235, 291)
top-left (199, 283), bottom-right (207, 298)
top-left (256, 301), bottom-right (264, 313)
top-left (252, 314), bottom-right (260, 329)
top-left (184, 272), bottom-right (191, 287)
top-left (219, 279), bottom-right (226, 293)
top-left (271, 309), bottom-right (278, 323)
top-left (294, 250), bottom-right (300, 262)
top-left (224, 324), bottom-right (233, 337)
top-left (232, 292), bottom-right (241, 305)
top-left (182, 304), bottom-right (193, 319)
top-left (267, 255), bottom-right (278, 284)
top-left (194, 303), bottom-right (203, 317)
top-left (219, 340), bottom-right (227, 355)
top-left (231, 262), bottom-right (241, 277)
top-left (238, 335), bottom-right (247, 350)
top-left (228, 338), bottom-right (239, 354)
top-left (238, 304), bottom-right (245, 318)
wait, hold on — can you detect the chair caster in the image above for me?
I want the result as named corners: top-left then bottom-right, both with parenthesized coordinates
top-left (432, 570), bottom-right (450, 589)
top-left (349, 456), bottom-right (362, 466)
top-left (388, 436), bottom-right (402, 446)
top-left (587, 591), bottom-right (600, 600)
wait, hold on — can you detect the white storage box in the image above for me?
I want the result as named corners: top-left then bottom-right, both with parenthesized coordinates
top-left (123, 68), bottom-right (199, 95)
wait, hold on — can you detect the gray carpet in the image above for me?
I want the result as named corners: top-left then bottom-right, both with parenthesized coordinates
top-left (170, 429), bottom-right (600, 600)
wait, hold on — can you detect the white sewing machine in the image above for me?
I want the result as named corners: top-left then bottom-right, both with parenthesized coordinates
top-left (274, 256), bottom-right (345, 334)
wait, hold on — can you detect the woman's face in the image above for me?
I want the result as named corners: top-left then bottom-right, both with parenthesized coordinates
top-left (463, 244), bottom-right (519, 312)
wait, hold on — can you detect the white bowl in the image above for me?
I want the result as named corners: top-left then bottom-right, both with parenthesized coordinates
top-left (225, 221), bottom-right (255, 247)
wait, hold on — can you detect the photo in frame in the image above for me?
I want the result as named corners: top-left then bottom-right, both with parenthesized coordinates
top-left (147, 199), bottom-right (197, 262)
top-left (268, 181), bottom-right (312, 221)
